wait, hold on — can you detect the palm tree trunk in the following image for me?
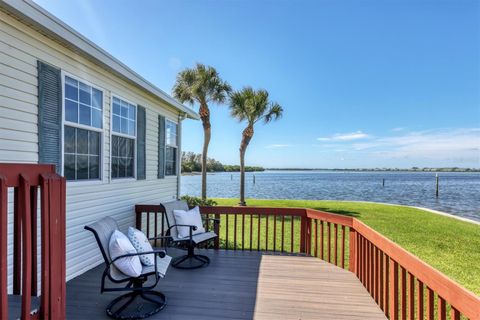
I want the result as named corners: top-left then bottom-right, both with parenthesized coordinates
top-left (199, 102), bottom-right (211, 200)
top-left (239, 124), bottom-right (254, 206)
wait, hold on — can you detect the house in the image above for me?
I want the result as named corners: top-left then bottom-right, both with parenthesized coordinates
top-left (0, 0), bottom-right (199, 284)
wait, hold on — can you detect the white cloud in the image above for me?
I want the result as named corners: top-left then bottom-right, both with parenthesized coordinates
top-left (350, 128), bottom-right (480, 163)
top-left (317, 131), bottom-right (370, 141)
top-left (265, 144), bottom-right (291, 149)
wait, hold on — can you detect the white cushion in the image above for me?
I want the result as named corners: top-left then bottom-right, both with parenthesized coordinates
top-left (127, 227), bottom-right (155, 266)
top-left (173, 206), bottom-right (205, 239)
top-left (109, 230), bottom-right (142, 277)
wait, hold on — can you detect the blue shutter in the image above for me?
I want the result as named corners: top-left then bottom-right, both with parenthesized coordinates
top-left (37, 61), bottom-right (62, 174)
top-left (158, 115), bottom-right (165, 179)
top-left (136, 105), bottom-right (146, 180)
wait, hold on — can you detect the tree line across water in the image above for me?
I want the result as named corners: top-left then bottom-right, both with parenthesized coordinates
top-left (181, 152), bottom-right (264, 173)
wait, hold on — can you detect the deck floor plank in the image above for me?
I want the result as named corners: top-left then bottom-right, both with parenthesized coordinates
top-left (66, 250), bottom-right (386, 319)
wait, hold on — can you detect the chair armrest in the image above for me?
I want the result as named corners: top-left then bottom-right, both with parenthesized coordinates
top-left (148, 235), bottom-right (172, 241)
top-left (110, 249), bottom-right (167, 264)
top-left (166, 224), bottom-right (198, 232)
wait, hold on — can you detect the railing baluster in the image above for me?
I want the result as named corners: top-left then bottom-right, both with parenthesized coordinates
top-left (20, 175), bottom-right (32, 320)
top-left (401, 267), bottom-right (407, 320)
top-left (146, 212), bottom-right (150, 238)
top-left (273, 215), bottom-right (277, 252)
top-left (250, 213), bottom-right (253, 251)
top-left (385, 255), bottom-right (389, 317)
top-left (234, 214), bottom-right (237, 250)
top-left (154, 212), bottom-right (158, 247)
top-left (366, 241), bottom-right (370, 293)
top-left (320, 221), bottom-right (324, 260)
top-left (374, 246), bottom-right (378, 303)
top-left (161, 212), bottom-right (165, 248)
top-left (450, 306), bottom-right (460, 320)
top-left (290, 216), bottom-right (294, 253)
top-left (427, 287), bottom-right (434, 320)
top-left (257, 214), bottom-right (261, 251)
top-left (327, 222), bottom-right (331, 262)
top-left (334, 224), bottom-right (338, 265)
top-left (242, 214), bottom-right (245, 250)
top-left (438, 296), bottom-right (446, 320)
top-left (408, 272), bottom-right (414, 320)
top-left (265, 214), bottom-right (269, 251)
top-left (389, 258), bottom-right (399, 320)
top-left (417, 279), bottom-right (424, 320)
top-left (13, 188), bottom-right (21, 295)
top-left (281, 215), bottom-right (285, 252)
top-left (314, 220), bottom-right (318, 257)
top-left (341, 225), bottom-right (345, 268)
top-left (226, 214), bottom-right (229, 249)
top-left (379, 250), bottom-right (384, 311)
top-left (30, 186), bottom-right (38, 295)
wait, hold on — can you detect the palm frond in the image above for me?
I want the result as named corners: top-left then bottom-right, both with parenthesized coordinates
top-left (228, 87), bottom-right (283, 125)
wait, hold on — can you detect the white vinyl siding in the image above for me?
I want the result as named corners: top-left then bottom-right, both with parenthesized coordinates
top-left (0, 10), bottom-right (182, 287)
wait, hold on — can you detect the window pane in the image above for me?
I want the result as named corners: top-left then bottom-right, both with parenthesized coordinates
top-left (129, 105), bottom-right (136, 120)
top-left (89, 156), bottom-right (99, 179)
top-left (76, 155), bottom-right (88, 179)
top-left (89, 131), bottom-right (100, 155)
top-left (126, 138), bottom-right (133, 158)
top-left (65, 84), bottom-right (78, 101)
top-left (65, 100), bottom-right (78, 123)
top-left (120, 118), bottom-right (127, 134)
top-left (79, 83), bottom-right (91, 105)
top-left (79, 104), bottom-right (91, 126)
top-left (113, 102), bottom-right (121, 116)
top-left (92, 88), bottom-right (102, 109)
top-left (126, 158), bottom-right (133, 177)
top-left (65, 76), bottom-right (78, 87)
top-left (92, 109), bottom-right (102, 128)
top-left (64, 154), bottom-right (76, 180)
top-left (119, 137), bottom-right (126, 156)
top-left (121, 105), bottom-right (128, 118)
top-left (112, 135), bottom-right (119, 157)
top-left (64, 126), bottom-right (76, 154)
top-left (112, 115), bottom-right (120, 133)
top-left (111, 157), bottom-right (119, 178)
top-left (118, 157), bottom-right (126, 178)
top-left (128, 120), bottom-right (135, 136)
top-left (77, 128), bottom-right (88, 154)
top-left (166, 162), bottom-right (174, 176)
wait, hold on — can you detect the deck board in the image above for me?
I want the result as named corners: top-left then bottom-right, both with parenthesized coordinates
top-left (66, 249), bottom-right (386, 319)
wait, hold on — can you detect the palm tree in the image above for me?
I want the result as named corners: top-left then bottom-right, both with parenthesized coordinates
top-left (229, 87), bottom-right (283, 206)
top-left (173, 63), bottom-right (231, 200)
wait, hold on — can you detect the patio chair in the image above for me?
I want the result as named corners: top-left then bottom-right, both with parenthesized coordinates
top-left (161, 200), bottom-right (219, 269)
top-left (85, 216), bottom-right (171, 320)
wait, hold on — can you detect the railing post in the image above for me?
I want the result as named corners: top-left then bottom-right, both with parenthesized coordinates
top-left (135, 207), bottom-right (142, 230)
top-left (19, 174), bottom-right (32, 320)
top-left (300, 215), bottom-right (306, 254)
top-left (349, 228), bottom-right (357, 274)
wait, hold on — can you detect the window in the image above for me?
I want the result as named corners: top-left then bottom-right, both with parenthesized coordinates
top-left (63, 75), bottom-right (103, 181)
top-left (111, 96), bottom-right (136, 179)
top-left (165, 120), bottom-right (177, 176)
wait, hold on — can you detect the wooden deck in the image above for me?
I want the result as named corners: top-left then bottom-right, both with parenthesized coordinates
top-left (66, 249), bottom-right (385, 319)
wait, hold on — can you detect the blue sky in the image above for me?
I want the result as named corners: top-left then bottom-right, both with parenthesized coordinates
top-left (35, 0), bottom-right (480, 168)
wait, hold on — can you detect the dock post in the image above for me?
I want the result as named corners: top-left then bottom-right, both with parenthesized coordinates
top-left (436, 174), bottom-right (439, 197)
top-left (382, 179), bottom-right (385, 187)
top-left (253, 175), bottom-right (256, 185)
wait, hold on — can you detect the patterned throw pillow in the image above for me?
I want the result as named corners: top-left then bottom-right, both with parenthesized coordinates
top-left (127, 227), bottom-right (155, 266)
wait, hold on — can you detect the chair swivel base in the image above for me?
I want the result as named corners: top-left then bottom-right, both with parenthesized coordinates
top-left (171, 254), bottom-right (210, 269)
top-left (106, 290), bottom-right (166, 320)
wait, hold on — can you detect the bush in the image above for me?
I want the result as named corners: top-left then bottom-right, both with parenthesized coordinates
top-left (180, 195), bottom-right (217, 207)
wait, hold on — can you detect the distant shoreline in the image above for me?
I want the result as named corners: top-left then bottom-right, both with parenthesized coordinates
top-left (265, 168), bottom-right (480, 172)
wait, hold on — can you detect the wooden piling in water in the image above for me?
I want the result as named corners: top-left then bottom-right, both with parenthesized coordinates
top-left (382, 179), bottom-right (385, 187)
top-left (436, 174), bottom-right (439, 197)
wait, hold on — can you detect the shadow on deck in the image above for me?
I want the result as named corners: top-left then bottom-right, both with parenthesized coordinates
top-left (66, 249), bottom-right (385, 320)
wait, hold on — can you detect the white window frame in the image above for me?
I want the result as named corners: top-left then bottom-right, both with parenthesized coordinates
top-left (61, 71), bottom-right (105, 185)
top-left (165, 119), bottom-right (178, 176)
top-left (110, 94), bottom-right (137, 181)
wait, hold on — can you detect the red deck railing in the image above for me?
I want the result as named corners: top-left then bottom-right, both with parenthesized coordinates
top-left (136, 204), bottom-right (480, 320)
top-left (0, 164), bottom-right (66, 320)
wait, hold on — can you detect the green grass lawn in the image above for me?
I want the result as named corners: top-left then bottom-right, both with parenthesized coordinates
top-left (211, 198), bottom-right (480, 296)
